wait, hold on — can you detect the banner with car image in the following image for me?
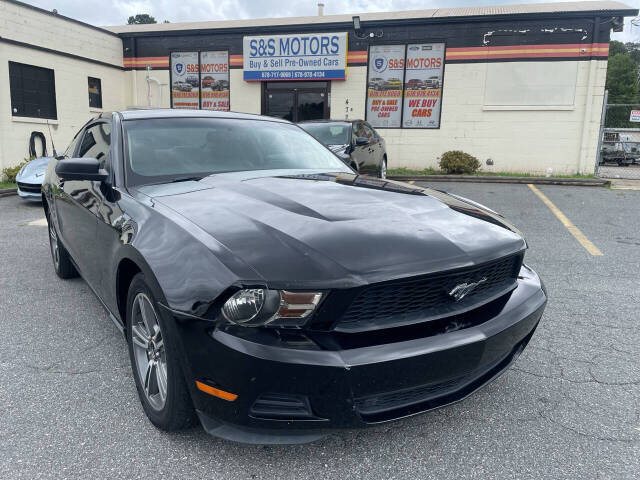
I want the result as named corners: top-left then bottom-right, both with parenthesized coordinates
top-left (170, 52), bottom-right (199, 109)
top-left (200, 51), bottom-right (229, 111)
top-left (366, 45), bottom-right (406, 128)
top-left (402, 43), bottom-right (445, 129)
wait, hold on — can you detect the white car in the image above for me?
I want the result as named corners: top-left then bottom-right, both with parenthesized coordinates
top-left (16, 157), bottom-right (51, 201)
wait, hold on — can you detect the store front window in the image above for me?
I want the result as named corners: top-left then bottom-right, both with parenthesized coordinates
top-left (263, 82), bottom-right (329, 122)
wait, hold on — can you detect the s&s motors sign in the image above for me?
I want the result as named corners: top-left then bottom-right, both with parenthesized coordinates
top-left (243, 33), bottom-right (348, 81)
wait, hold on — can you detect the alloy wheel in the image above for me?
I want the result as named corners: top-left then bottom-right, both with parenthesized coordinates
top-left (131, 293), bottom-right (168, 411)
top-left (380, 159), bottom-right (387, 179)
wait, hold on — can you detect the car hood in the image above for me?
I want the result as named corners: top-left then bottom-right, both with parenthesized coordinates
top-left (17, 157), bottom-right (51, 183)
top-left (137, 172), bottom-right (525, 288)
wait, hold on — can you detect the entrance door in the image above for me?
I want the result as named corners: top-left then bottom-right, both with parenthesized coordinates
top-left (264, 82), bottom-right (329, 122)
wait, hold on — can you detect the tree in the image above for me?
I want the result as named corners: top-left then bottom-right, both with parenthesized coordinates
top-left (127, 14), bottom-right (156, 24)
top-left (609, 40), bottom-right (627, 57)
top-left (604, 42), bottom-right (640, 127)
top-left (606, 53), bottom-right (639, 103)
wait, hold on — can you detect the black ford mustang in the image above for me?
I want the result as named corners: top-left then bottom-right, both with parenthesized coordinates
top-left (42, 109), bottom-right (546, 444)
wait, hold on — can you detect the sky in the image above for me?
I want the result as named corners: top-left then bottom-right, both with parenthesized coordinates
top-left (25, 0), bottom-right (640, 42)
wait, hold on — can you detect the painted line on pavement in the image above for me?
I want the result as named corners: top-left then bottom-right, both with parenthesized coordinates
top-left (611, 185), bottom-right (640, 190)
top-left (527, 184), bottom-right (603, 256)
top-left (24, 218), bottom-right (47, 226)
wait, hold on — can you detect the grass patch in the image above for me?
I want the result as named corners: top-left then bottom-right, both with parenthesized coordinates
top-left (0, 182), bottom-right (17, 190)
top-left (388, 168), bottom-right (595, 179)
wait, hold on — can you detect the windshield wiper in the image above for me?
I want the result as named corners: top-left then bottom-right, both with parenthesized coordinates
top-left (170, 176), bottom-right (204, 183)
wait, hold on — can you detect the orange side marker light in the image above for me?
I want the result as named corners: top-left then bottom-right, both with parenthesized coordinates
top-left (196, 381), bottom-right (238, 402)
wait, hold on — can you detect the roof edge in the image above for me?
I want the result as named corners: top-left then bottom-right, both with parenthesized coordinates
top-left (103, 1), bottom-right (638, 36)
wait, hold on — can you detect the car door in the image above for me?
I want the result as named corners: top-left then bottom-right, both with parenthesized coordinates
top-left (55, 121), bottom-right (111, 285)
top-left (351, 121), bottom-right (378, 175)
top-left (364, 121), bottom-right (385, 171)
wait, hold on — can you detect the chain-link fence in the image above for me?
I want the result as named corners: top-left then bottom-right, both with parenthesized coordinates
top-left (596, 100), bottom-right (640, 179)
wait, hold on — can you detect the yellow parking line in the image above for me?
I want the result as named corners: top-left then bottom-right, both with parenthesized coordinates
top-left (611, 185), bottom-right (640, 190)
top-left (25, 218), bottom-right (47, 227)
top-left (527, 184), bottom-right (603, 256)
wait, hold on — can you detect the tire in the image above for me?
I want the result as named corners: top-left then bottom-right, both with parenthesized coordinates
top-left (126, 273), bottom-right (197, 431)
top-left (47, 213), bottom-right (78, 279)
top-left (379, 156), bottom-right (387, 179)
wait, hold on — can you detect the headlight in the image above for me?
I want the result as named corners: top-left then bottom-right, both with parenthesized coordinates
top-left (221, 289), bottom-right (323, 327)
top-left (18, 164), bottom-right (28, 176)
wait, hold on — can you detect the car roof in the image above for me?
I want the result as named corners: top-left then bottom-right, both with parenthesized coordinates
top-left (118, 109), bottom-right (291, 123)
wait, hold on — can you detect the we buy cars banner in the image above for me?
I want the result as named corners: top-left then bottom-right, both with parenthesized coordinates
top-left (170, 52), bottom-right (199, 109)
top-left (402, 43), bottom-right (445, 129)
top-left (366, 45), bottom-right (406, 128)
top-left (200, 51), bottom-right (229, 111)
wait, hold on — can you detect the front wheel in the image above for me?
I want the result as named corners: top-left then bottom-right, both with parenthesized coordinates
top-left (47, 214), bottom-right (78, 279)
top-left (379, 156), bottom-right (387, 179)
top-left (126, 273), bottom-right (197, 431)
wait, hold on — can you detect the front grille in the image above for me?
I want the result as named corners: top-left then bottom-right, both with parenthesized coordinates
top-left (17, 182), bottom-right (41, 194)
top-left (333, 254), bottom-right (522, 332)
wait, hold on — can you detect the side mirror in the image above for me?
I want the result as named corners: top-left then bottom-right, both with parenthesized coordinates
top-left (55, 158), bottom-right (108, 182)
top-left (355, 136), bottom-right (369, 146)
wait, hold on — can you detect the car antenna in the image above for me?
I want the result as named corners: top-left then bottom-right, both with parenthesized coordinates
top-left (45, 118), bottom-right (59, 159)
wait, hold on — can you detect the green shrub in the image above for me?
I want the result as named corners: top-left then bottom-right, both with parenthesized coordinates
top-left (439, 151), bottom-right (481, 174)
top-left (1, 157), bottom-right (33, 183)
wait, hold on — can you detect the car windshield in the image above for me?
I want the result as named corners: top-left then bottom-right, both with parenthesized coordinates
top-left (299, 123), bottom-right (350, 146)
top-left (124, 117), bottom-right (350, 186)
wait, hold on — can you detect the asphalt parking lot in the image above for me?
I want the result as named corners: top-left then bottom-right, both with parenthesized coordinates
top-left (1, 182), bottom-right (639, 479)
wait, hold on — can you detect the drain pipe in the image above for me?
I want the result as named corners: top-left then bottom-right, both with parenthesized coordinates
top-left (577, 17), bottom-right (600, 174)
top-left (146, 64), bottom-right (165, 107)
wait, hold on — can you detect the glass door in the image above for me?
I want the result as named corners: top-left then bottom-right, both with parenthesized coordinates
top-left (297, 91), bottom-right (325, 121)
top-left (265, 90), bottom-right (295, 121)
top-left (263, 82), bottom-right (329, 122)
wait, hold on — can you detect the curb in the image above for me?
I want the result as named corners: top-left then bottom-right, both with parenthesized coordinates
top-left (0, 188), bottom-right (18, 198)
top-left (388, 175), bottom-right (610, 186)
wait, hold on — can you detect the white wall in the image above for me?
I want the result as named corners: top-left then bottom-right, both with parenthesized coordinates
top-left (332, 61), bottom-right (606, 175)
top-left (0, 0), bottom-right (125, 172)
top-left (230, 69), bottom-right (261, 114)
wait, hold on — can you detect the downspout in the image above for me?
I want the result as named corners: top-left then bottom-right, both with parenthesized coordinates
top-left (146, 64), bottom-right (160, 107)
top-left (577, 16), bottom-right (601, 174)
top-left (131, 65), bottom-right (138, 106)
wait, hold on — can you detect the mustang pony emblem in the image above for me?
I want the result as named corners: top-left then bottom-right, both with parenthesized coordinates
top-left (448, 277), bottom-right (487, 301)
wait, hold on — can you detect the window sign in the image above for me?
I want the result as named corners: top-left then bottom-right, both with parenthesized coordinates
top-left (243, 33), bottom-right (348, 81)
top-left (200, 51), bottom-right (229, 111)
top-left (170, 52), bottom-right (199, 109)
top-left (366, 45), bottom-right (406, 128)
top-left (402, 43), bottom-right (445, 129)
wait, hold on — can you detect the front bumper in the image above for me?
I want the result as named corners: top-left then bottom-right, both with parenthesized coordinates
top-left (170, 265), bottom-right (546, 444)
top-left (16, 180), bottom-right (42, 201)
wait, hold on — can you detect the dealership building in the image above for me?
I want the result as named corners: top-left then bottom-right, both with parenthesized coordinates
top-left (0, 0), bottom-right (637, 175)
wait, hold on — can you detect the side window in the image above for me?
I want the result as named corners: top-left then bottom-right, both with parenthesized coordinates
top-left (360, 123), bottom-right (375, 140)
top-left (363, 122), bottom-right (378, 138)
top-left (78, 122), bottom-right (111, 171)
top-left (63, 128), bottom-right (84, 158)
top-left (354, 122), bottom-right (373, 142)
